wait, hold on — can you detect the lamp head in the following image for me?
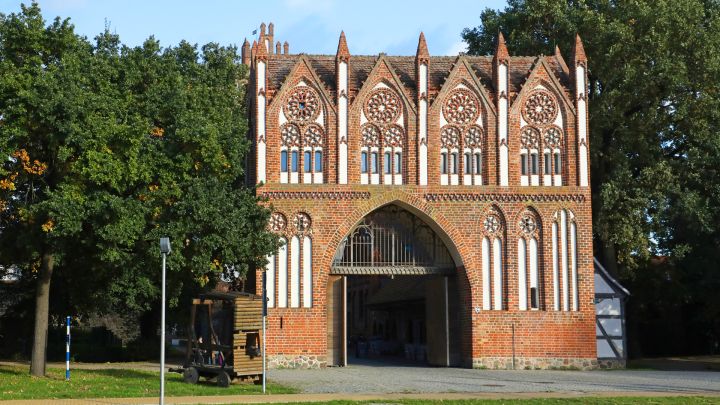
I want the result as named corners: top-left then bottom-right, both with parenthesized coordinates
top-left (160, 237), bottom-right (171, 254)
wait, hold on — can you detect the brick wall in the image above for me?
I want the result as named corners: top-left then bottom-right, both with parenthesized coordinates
top-left (249, 38), bottom-right (596, 369)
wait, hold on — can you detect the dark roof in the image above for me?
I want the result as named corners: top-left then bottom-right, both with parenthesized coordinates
top-left (264, 54), bottom-right (571, 101)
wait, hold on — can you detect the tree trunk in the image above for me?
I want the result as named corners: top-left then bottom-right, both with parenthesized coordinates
top-left (601, 242), bottom-right (619, 277)
top-left (30, 251), bottom-right (54, 377)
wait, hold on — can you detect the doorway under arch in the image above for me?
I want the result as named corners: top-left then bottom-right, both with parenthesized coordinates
top-left (326, 203), bottom-right (465, 367)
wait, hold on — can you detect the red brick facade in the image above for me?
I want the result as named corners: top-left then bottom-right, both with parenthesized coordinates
top-left (247, 25), bottom-right (596, 369)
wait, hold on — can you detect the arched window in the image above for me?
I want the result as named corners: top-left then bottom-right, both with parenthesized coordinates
top-left (517, 209), bottom-right (541, 310)
top-left (281, 85), bottom-right (325, 184)
top-left (302, 236), bottom-right (312, 308)
top-left (440, 125), bottom-right (460, 185)
top-left (361, 87), bottom-right (405, 185)
top-left (280, 150), bottom-right (288, 173)
top-left (481, 208), bottom-right (505, 310)
top-left (520, 90), bottom-right (563, 186)
top-left (520, 127), bottom-right (539, 185)
top-left (277, 238), bottom-right (288, 308)
top-left (303, 150), bottom-right (311, 173)
top-left (543, 126), bottom-right (563, 185)
top-left (314, 150), bottom-right (322, 172)
top-left (441, 87), bottom-right (484, 186)
top-left (552, 209), bottom-right (577, 311)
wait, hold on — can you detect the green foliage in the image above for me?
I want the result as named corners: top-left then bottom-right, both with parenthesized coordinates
top-left (0, 2), bottom-right (278, 318)
top-left (462, 0), bottom-right (720, 352)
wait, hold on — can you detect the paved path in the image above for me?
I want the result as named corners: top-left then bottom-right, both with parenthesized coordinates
top-left (2, 391), bottom-right (719, 405)
top-left (269, 358), bottom-right (720, 394)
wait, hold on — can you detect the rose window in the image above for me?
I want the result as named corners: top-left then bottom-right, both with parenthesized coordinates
top-left (465, 126), bottom-right (483, 148)
top-left (293, 212), bottom-right (312, 234)
top-left (522, 90), bottom-right (558, 126)
top-left (544, 126), bottom-right (562, 148)
top-left (305, 124), bottom-right (324, 147)
top-left (483, 214), bottom-right (502, 234)
top-left (269, 212), bottom-right (287, 232)
top-left (364, 89), bottom-right (401, 124)
top-left (384, 125), bottom-right (404, 147)
top-left (284, 86), bottom-right (320, 122)
top-left (520, 127), bottom-right (540, 149)
top-left (440, 126), bottom-right (461, 149)
top-left (361, 124), bottom-right (381, 147)
top-left (281, 124), bottom-right (301, 147)
top-left (443, 89), bottom-right (480, 125)
top-left (518, 214), bottom-right (537, 234)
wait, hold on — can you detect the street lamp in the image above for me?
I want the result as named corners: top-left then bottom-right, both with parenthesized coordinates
top-left (159, 237), bottom-right (171, 405)
top-left (262, 268), bottom-right (267, 393)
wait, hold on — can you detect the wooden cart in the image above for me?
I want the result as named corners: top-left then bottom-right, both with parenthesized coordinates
top-left (177, 291), bottom-right (263, 387)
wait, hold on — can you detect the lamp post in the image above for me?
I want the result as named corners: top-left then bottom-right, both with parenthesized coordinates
top-left (159, 237), bottom-right (171, 405)
top-left (262, 269), bottom-right (267, 394)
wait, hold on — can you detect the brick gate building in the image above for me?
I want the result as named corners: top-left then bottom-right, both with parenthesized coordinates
top-left (246, 23), bottom-right (596, 369)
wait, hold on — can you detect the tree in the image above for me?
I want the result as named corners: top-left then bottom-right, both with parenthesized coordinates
top-left (462, 0), bottom-right (720, 353)
top-left (0, 3), bottom-right (279, 376)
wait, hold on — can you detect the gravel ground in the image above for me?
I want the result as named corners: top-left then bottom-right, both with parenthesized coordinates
top-left (269, 358), bottom-right (720, 394)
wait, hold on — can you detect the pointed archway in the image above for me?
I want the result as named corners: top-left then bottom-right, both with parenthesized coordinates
top-left (326, 203), bottom-right (464, 367)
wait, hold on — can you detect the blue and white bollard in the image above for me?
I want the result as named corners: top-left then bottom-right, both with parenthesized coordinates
top-left (65, 316), bottom-right (70, 381)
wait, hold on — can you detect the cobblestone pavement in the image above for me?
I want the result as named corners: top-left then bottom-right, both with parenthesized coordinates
top-left (269, 358), bottom-right (720, 394)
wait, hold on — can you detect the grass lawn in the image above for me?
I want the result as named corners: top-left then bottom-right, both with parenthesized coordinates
top-left (255, 400), bottom-right (720, 405)
top-left (0, 365), bottom-right (295, 400)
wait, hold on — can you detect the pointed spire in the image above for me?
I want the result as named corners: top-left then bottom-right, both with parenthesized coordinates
top-left (493, 31), bottom-right (509, 65)
top-left (336, 31), bottom-right (350, 62)
top-left (276, 41), bottom-right (281, 54)
top-left (416, 32), bottom-right (429, 64)
top-left (571, 33), bottom-right (587, 65)
top-left (256, 32), bottom-right (268, 60)
top-left (554, 44), bottom-right (569, 75)
top-left (283, 41), bottom-right (289, 55)
top-left (251, 40), bottom-right (258, 61)
top-left (260, 22), bottom-right (266, 36)
top-left (268, 22), bottom-right (274, 35)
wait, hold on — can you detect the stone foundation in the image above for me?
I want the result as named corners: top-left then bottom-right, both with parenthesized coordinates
top-left (597, 359), bottom-right (626, 369)
top-left (267, 354), bottom-right (326, 369)
top-left (472, 357), bottom-right (598, 370)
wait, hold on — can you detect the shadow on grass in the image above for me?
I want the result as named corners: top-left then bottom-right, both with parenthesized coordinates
top-left (88, 368), bottom-right (157, 379)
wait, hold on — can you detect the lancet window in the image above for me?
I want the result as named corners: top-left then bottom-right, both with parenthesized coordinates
top-left (265, 211), bottom-right (313, 309)
top-left (481, 207), bottom-right (505, 310)
top-left (360, 88), bottom-right (405, 185)
top-left (520, 89), bottom-right (563, 186)
top-left (440, 88), bottom-right (483, 186)
top-left (280, 85), bottom-right (325, 184)
top-left (516, 209), bottom-right (542, 310)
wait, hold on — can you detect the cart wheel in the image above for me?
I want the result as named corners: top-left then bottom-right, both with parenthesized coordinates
top-left (216, 370), bottom-right (231, 388)
top-left (183, 367), bottom-right (199, 384)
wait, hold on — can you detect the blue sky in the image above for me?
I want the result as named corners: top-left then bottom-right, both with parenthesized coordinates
top-left (1, 0), bottom-right (507, 56)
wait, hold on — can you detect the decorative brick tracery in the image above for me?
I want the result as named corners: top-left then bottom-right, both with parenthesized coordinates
top-left (364, 88), bottom-right (401, 124)
top-left (522, 90), bottom-right (558, 126)
top-left (284, 86), bottom-right (321, 122)
top-left (443, 89), bottom-right (480, 125)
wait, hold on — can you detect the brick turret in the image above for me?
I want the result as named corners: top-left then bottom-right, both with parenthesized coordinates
top-left (241, 38), bottom-right (251, 65)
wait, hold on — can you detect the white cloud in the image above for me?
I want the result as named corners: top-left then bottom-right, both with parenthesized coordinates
top-left (446, 40), bottom-right (468, 56)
